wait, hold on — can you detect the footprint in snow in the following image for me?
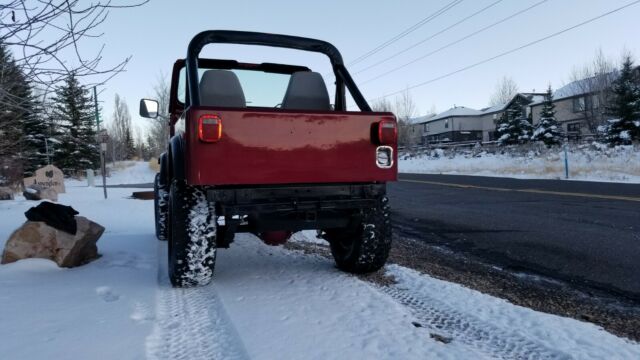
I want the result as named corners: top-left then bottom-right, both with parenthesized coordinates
top-left (130, 301), bottom-right (155, 323)
top-left (96, 286), bottom-right (120, 302)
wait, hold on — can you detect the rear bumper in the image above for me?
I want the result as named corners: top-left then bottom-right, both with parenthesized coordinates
top-left (208, 183), bottom-right (386, 232)
top-left (208, 183), bottom-right (385, 211)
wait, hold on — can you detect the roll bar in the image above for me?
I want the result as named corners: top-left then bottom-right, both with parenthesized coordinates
top-left (185, 30), bottom-right (371, 111)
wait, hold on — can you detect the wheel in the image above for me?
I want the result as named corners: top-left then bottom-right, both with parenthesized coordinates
top-left (324, 196), bottom-right (392, 273)
top-left (154, 174), bottom-right (168, 241)
top-left (167, 180), bottom-right (217, 287)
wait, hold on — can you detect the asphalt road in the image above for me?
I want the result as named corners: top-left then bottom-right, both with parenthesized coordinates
top-left (389, 174), bottom-right (640, 299)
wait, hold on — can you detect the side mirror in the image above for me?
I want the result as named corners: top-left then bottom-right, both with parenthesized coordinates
top-left (139, 99), bottom-right (159, 118)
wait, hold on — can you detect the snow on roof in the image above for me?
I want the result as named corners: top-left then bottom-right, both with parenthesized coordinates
top-left (480, 103), bottom-right (507, 114)
top-left (527, 94), bottom-right (545, 104)
top-left (411, 93), bottom-right (549, 124)
top-left (427, 106), bottom-right (483, 122)
top-left (552, 71), bottom-right (619, 101)
top-left (407, 113), bottom-right (436, 124)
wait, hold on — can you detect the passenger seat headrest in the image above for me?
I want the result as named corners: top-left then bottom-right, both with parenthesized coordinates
top-left (282, 72), bottom-right (331, 111)
top-left (199, 70), bottom-right (246, 108)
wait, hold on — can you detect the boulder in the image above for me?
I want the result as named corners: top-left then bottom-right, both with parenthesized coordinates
top-left (0, 187), bottom-right (14, 201)
top-left (23, 184), bottom-right (58, 202)
top-left (1, 216), bottom-right (105, 267)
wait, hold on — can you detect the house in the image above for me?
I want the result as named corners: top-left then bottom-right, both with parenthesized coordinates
top-left (530, 73), bottom-right (617, 140)
top-left (411, 93), bottom-right (544, 145)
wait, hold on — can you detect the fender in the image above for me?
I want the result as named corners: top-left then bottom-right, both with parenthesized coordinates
top-left (169, 134), bottom-right (186, 181)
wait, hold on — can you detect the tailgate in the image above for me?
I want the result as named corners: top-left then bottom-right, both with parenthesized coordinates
top-left (185, 108), bottom-right (397, 186)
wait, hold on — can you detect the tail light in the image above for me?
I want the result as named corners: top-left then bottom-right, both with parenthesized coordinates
top-left (198, 114), bottom-right (222, 142)
top-left (376, 119), bottom-right (397, 145)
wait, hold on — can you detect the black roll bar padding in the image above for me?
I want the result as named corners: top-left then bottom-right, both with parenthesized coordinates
top-left (186, 30), bottom-right (371, 111)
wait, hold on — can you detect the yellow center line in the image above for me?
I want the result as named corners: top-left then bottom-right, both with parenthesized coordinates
top-left (399, 178), bottom-right (640, 202)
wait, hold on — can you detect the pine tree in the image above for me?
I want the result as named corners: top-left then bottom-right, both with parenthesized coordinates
top-left (50, 73), bottom-right (100, 175)
top-left (124, 128), bottom-right (136, 159)
top-left (605, 56), bottom-right (640, 145)
top-left (531, 86), bottom-right (563, 147)
top-left (0, 44), bottom-right (25, 184)
top-left (21, 91), bottom-right (51, 176)
top-left (0, 44), bottom-right (50, 179)
top-left (495, 97), bottom-right (533, 146)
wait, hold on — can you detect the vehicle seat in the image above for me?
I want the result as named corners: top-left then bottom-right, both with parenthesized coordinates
top-left (281, 72), bottom-right (331, 111)
top-left (199, 70), bottom-right (246, 107)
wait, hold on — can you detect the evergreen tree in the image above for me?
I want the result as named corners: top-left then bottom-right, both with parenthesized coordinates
top-left (531, 86), bottom-right (564, 146)
top-left (0, 44), bottom-right (25, 183)
top-left (50, 73), bottom-right (100, 175)
top-left (605, 56), bottom-right (640, 145)
top-left (21, 91), bottom-right (51, 176)
top-left (124, 128), bottom-right (136, 159)
top-left (0, 44), bottom-right (49, 178)
top-left (495, 97), bottom-right (533, 146)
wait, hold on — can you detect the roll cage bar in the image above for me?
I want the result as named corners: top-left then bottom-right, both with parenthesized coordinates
top-left (185, 30), bottom-right (372, 112)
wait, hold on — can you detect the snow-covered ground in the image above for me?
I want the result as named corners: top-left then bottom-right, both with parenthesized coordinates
top-left (400, 144), bottom-right (640, 183)
top-left (106, 161), bottom-right (157, 185)
top-left (1, 162), bottom-right (639, 359)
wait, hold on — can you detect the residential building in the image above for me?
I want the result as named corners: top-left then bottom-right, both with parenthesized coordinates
top-left (410, 93), bottom-right (544, 145)
top-left (530, 74), bottom-right (617, 140)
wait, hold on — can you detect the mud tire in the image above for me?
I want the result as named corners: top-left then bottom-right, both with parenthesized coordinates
top-left (154, 174), bottom-right (169, 241)
top-left (325, 196), bottom-right (392, 273)
top-left (167, 180), bottom-right (217, 287)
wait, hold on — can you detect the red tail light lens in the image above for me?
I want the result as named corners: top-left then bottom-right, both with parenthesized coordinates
top-left (377, 119), bottom-right (397, 145)
top-left (198, 114), bottom-right (222, 142)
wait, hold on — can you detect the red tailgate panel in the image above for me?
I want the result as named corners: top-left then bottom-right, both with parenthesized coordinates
top-left (185, 108), bottom-right (397, 186)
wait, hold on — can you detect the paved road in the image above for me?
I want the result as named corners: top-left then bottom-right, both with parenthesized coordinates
top-left (389, 174), bottom-right (640, 298)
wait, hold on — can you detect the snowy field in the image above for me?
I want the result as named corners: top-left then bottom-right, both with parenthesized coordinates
top-left (106, 161), bottom-right (157, 185)
top-left (1, 162), bottom-right (639, 359)
top-left (400, 144), bottom-right (640, 183)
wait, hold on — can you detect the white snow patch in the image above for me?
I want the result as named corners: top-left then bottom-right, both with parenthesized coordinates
top-left (400, 144), bottom-right (640, 183)
top-left (385, 265), bottom-right (640, 359)
top-left (2, 164), bottom-right (639, 359)
top-left (0, 186), bottom-right (156, 359)
top-left (106, 161), bottom-right (156, 185)
top-left (289, 230), bottom-right (327, 245)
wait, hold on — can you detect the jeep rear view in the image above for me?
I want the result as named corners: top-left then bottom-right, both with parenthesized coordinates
top-left (140, 30), bottom-right (398, 287)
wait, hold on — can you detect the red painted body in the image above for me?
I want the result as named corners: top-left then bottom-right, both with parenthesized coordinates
top-left (184, 107), bottom-right (397, 186)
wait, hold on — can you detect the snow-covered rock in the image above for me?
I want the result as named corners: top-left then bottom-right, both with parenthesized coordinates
top-left (2, 216), bottom-right (105, 267)
top-left (23, 184), bottom-right (58, 202)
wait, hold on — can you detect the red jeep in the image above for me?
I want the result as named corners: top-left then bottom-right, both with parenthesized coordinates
top-left (141, 31), bottom-right (397, 287)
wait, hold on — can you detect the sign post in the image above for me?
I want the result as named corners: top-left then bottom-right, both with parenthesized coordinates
top-left (563, 136), bottom-right (569, 180)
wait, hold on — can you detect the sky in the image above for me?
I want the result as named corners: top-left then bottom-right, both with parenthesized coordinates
top-left (77, 0), bottom-right (640, 131)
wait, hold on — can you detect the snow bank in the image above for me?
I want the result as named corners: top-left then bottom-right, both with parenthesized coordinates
top-left (0, 186), bottom-right (156, 360)
top-left (106, 161), bottom-right (156, 185)
top-left (400, 143), bottom-right (640, 183)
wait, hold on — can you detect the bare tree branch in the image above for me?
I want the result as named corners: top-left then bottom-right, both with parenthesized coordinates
top-left (489, 76), bottom-right (519, 106)
top-left (0, 0), bottom-right (149, 88)
top-left (567, 48), bottom-right (616, 134)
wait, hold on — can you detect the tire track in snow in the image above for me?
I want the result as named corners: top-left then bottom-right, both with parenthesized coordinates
top-left (379, 285), bottom-right (572, 359)
top-left (146, 245), bottom-right (249, 360)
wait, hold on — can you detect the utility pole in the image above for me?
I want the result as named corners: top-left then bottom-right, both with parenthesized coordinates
top-left (94, 86), bottom-right (107, 199)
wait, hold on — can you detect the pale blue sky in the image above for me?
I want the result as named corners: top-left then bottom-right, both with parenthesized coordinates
top-left (90, 0), bottom-right (639, 128)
